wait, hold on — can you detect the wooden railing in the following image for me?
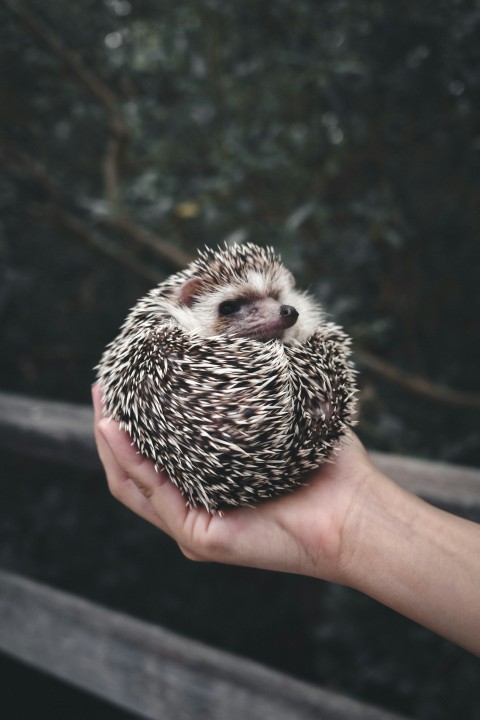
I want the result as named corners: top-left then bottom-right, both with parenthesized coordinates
top-left (1, 390), bottom-right (479, 719)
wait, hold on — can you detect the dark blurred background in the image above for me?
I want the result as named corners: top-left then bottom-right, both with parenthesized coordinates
top-left (1, 1), bottom-right (479, 718)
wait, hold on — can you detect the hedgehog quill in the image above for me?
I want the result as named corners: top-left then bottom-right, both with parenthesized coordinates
top-left (97, 243), bottom-right (357, 513)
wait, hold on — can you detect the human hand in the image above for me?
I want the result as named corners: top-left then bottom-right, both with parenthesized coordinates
top-left (93, 383), bottom-right (480, 653)
top-left (92, 384), bottom-right (377, 584)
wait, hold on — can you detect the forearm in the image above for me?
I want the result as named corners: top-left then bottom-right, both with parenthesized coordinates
top-left (343, 468), bottom-right (480, 655)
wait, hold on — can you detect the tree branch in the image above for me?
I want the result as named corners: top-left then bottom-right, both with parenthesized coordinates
top-left (357, 349), bottom-right (480, 410)
top-left (2, 0), bottom-right (193, 271)
top-left (55, 212), bottom-right (162, 284)
top-left (1, 0), bottom-right (128, 140)
top-left (1, 0), bottom-right (129, 210)
top-left (0, 134), bottom-right (162, 284)
top-left (103, 214), bottom-right (193, 270)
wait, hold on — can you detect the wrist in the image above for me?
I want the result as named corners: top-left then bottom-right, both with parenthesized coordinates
top-left (337, 464), bottom-right (417, 590)
top-left (336, 462), bottom-right (480, 654)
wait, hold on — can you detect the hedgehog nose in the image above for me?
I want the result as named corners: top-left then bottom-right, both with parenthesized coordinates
top-left (279, 305), bottom-right (299, 327)
top-left (279, 304), bottom-right (298, 318)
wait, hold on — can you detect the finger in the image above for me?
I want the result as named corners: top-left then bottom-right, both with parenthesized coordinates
top-left (93, 383), bottom-right (157, 493)
top-left (97, 422), bottom-right (168, 531)
top-left (92, 384), bottom-right (171, 531)
top-left (97, 415), bottom-right (191, 535)
top-left (92, 382), bottom-right (103, 420)
top-left (93, 385), bottom-right (250, 559)
top-left (92, 384), bottom-right (112, 470)
top-left (93, 384), bottom-right (197, 542)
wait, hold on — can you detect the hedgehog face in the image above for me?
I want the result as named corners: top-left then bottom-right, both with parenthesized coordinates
top-left (173, 248), bottom-right (323, 343)
top-left (177, 271), bottom-right (299, 341)
top-left (215, 296), bottom-right (299, 341)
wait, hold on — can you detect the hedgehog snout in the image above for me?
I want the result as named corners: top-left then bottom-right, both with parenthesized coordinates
top-left (279, 304), bottom-right (299, 329)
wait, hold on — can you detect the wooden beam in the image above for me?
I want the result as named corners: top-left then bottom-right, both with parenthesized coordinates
top-left (0, 569), bottom-right (407, 720)
top-left (372, 452), bottom-right (480, 512)
top-left (0, 391), bottom-right (100, 471)
top-left (0, 391), bottom-right (479, 510)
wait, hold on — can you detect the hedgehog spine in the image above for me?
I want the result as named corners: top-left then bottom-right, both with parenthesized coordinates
top-left (97, 243), bottom-right (357, 513)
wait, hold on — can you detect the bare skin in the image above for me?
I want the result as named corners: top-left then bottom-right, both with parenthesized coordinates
top-left (93, 384), bottom-right (480, 656)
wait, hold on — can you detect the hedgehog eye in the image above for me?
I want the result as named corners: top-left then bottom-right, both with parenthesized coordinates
top-left (219, 300), bottom-right (242, 316)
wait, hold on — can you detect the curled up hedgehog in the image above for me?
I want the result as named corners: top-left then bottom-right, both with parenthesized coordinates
top-left (97, 243), bottom-right (357, 513)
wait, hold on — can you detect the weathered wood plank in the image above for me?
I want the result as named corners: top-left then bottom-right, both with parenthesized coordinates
top-left (372, 452), bottom-right (480, 511)
top-left (0, 569), bottom-right (407, 720)
top-left (0, 390), bottom-right (479, 509)
top-left (0, 391), bottom-right (100, 471)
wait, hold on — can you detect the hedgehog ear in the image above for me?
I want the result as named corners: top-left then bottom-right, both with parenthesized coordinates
top-left (178, 277), bottom-right (202, 307)
top-left (285, 270), bottom-right (296, 288)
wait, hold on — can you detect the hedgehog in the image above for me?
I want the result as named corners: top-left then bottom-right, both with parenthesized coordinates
top-left (97, 243), bottom-right (357, 513)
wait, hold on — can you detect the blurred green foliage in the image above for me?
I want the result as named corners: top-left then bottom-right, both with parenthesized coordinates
top-left (1, 0), bottom-right (480, 465)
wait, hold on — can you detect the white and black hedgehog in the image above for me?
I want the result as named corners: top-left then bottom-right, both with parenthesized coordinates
top-left (97, 243), bottom-right (357, 513)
